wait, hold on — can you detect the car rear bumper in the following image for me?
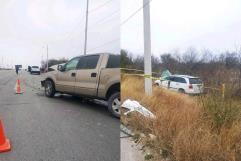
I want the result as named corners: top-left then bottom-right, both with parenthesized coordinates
top-left (31, 71), bottom-right (40, 74)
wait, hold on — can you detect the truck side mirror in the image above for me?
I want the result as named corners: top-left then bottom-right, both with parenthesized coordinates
top-left (57, 65), bottom-right (64, 72)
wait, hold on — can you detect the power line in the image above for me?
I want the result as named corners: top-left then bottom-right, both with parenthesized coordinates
top-left (89, 0), bottom-right (114, 13)
top-left (64, 7), bottom-right (119, 42)
top-left (88, 9), bottom-right (120, 29)
top-left (86, 0), bottom-right (139, 32)
top-left (101, 0), bottom-right (153, 31)
top-left (59, 14), bottom-right (86, 42)
top-left (120, 0), bottom-right (153, 26)
top-left (64, 15), bottom-right (86, 40)
top-left (66, 9), bottom-right (119, 42)
top-left (61, 0), bottom-right (120, 55)
top-left (87, 38), bottom-right (119, 53)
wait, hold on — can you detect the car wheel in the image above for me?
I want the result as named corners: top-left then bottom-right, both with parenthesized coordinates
top-left (178, 89), bottom-right (185, 94)
top-left (45, 80), bottom-right (55, 97)
top-left (108, 92), bottom-right (120, 118)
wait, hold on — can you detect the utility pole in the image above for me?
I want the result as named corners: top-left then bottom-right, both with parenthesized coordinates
top-left (143, 0), bottom-right (152, 95)
top-left (41, 53), bottom-right (43, 66)
top-left (41, 46), bottom-right (44, 70)
top-left (46, 45), bottom-right (49, 72)
top-left (1, 57), bottom-right (4, 69)
top-left (84, 0), bottom-right (89, 55)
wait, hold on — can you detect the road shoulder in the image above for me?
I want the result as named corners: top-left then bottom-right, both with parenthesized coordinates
top-left (121, 132), bottom-right (145, 161)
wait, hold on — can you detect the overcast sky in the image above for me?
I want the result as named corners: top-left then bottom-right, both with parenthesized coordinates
top-left (121, 0), bottom-right (241, 56)
top-left (1, 0), bottom-right (241, 68)
top-left (0, 0), bottom-right (119, 68)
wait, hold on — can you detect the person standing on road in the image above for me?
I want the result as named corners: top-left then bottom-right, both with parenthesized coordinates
top-left (15, 66), bottom-right (19, 75)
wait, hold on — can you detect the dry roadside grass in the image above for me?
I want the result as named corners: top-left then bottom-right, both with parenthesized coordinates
top-left (121, 75), bottom-right (241, 161)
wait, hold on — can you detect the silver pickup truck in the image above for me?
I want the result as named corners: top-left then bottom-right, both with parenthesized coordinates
top-left (41, 53), bottom-right (120, 117)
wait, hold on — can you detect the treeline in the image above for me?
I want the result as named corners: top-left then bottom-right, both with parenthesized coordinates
top-left (121, 48), bottom-right (241, 87)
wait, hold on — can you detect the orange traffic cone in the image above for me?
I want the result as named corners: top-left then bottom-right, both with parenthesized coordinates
top-left (0, 120), bottom-right (11, 153)
top-left (15, 79), bottom-right (23, 94)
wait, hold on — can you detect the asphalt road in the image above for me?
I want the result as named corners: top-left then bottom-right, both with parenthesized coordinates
top-left (0, 70), bottom-right (120, 161)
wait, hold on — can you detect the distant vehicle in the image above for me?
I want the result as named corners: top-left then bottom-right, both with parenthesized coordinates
top-left (28, 66), bottom-right (31, 72)
top-left (31, 66), bottom-right (40, 75)
top-left (41, 53), bottom-right (120, 117)
top-left (154, 75), bottom-right (204, 94)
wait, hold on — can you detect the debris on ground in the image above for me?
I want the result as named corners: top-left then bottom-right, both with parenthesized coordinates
top-left (121, 99), bottom-right (155, 119)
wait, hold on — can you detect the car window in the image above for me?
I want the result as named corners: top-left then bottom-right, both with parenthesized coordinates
top-left (165, 76), bottom-right (171, 80)
top-left (32, 66), bottom-right (39, 68)
top-left (173, 77), bottom-right (186, 83)
top-left (77, 55), bottom-right (100, 69)
top-left (189, 78), bottom-right (203, 84)
top-left (65, 57), bottom-right (80, 71)
top-left (106, 55), bottom-right (120, 68)
top-left (172, 77), bottom-right (178, 82)
top-left (176, 77), bottom-right (187, 83)
top-left (168, 76), bottom-right (175, 81)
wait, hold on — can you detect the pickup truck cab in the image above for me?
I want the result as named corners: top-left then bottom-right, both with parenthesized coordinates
top-left (41, 53), bottom-right (120, 117)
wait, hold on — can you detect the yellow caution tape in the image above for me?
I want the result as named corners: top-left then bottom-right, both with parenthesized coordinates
top-left (122, 73), bottom-right (159, 80)
top-left (120, 68), bottom-right (160, 75)
top-left (143, 74), bottom-right (151, 78)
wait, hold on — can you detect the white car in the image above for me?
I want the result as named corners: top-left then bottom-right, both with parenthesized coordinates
top-left (31, 66), bottom-right (40, 75)
top-left (154, 75), bottom-right (204, 94)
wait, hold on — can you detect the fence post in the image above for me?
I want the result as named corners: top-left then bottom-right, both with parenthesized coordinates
top-left (221, 83), bottom-right (225, 99)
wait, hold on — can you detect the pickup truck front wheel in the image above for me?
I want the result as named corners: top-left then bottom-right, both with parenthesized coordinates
top-left (45, 80), bottom-right (56, 98)
top-left (108, 92), bottom-right (120, 118)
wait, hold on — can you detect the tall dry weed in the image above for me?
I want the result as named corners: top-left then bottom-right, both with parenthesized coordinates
top-left (121, 75), bottom-right (241, 161)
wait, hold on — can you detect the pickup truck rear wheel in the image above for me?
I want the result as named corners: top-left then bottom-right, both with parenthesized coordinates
top-left (108, 92), bottom-right (120, 118)
top-left (45, 80), bottom-right (56, 97)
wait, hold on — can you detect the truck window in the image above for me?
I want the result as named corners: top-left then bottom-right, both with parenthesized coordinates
top-left (77, 55), bottom-right (100, 69)
top-left (106, 55), bottom-right (120, 68)
top-left (65, 57), bottom-right (80, 71)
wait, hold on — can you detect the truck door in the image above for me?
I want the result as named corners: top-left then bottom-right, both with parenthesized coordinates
top-left (74, 55), bottom-right (102, 96)
top-left (55, 57), bottom-right (80, 93)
